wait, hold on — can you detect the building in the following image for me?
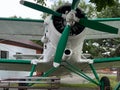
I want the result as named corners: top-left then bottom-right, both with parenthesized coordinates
top-left (0, 39), bottom-right (43, 79)
top-left (0, 39), bottom-right (43, 59)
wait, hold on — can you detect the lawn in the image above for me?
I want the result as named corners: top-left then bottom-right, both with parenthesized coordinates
top-left (60, 74), bottom-right (119, 89)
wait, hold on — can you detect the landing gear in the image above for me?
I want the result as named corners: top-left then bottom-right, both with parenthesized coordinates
top-left (100, 76), bottom-right (111, 90)
top-left (29, 60), bottom-right (114, 90)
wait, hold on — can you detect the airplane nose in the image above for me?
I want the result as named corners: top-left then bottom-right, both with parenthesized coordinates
top-left (53, 5), bottom-right (85, 36)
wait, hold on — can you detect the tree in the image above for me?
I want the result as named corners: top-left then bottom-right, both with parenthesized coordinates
top-left (95, 0), bottom-right (120, 58)
top-left (83, 0), bottom-right (120, 58)
top-left (79, 0), bottom-right (96, 18)
top-left (97, 0), bottom-right (120, 18)
top-left (41, 0), bottom-right (69, 19)
top-left (88, 0), bottom-right (120, 81)
top-left (35, 0), bottom-right (116, 11)
top-left (89, 0), bottom-right (115, 11)
top-left (111, 44), bottom-right (120, 81)
top-left (34, 0), bottom-right (46, 5)
top-left (41, 0), bottom-right (96, 19)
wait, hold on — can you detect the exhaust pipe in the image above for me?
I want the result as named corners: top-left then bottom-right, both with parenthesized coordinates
top-left (62, 49), bottom-right (72, 60)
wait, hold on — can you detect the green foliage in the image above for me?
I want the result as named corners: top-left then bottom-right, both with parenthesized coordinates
top-left (97, 0), bottom-right (120, 18)
top-left (89, 0), bottom-right (115, 11)
top-left (35, 0), bottom-right (116, 12)
top-left (41, 0), bottom-right (96, 19)
top-left (83, 39), bottom-right (105, 58)
top-left (51, 0), bottom-right (69, 10)
top-left (41, 0), bottom-right (69, 19)
top-left (34, 0), bottom-right (46, 5)
top-left (32, 40), bottom-right (43, 46)
top-left (83, 38), bottom-right (120, 58)
top-left (83, 1), bottom-right (120, 58)
top-left (10, 16), bottom-right (22, 18)
top-left (79, 0), bottom-right (96, 18)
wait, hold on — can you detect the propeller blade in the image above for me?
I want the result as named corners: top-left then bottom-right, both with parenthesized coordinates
top-left (20, 0), bottom-right (62, 17)
top-left (79, 18), bottom-right (118, 34)
top-left (53, 25), bottom-right (71, 68)
top-left (71, 0), bottom-right (80, 10)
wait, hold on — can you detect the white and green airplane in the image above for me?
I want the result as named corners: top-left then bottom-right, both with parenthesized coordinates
top-left (0, 0), bottom-right (120, 89)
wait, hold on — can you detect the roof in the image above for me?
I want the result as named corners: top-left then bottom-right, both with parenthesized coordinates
top-left (0, 39), bottom-right (43, 50)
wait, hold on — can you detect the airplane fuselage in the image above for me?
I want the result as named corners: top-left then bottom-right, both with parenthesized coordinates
top-left (41, 5), bottom-right (88, 64)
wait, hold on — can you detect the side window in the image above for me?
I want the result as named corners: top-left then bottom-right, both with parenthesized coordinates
top-left (0, 51), bottom-right (9, 59)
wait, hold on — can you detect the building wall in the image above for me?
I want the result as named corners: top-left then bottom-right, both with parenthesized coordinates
top-left (0, 43), bottom-right (38, 79)
top-left (0, 43), bottom-right (36, 59)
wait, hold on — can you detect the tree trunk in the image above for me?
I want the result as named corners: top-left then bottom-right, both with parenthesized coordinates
top-left (117, 67), bottom-right (120, 81)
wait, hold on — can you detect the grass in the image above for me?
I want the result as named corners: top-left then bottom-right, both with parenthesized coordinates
top-left (60, 74), bottom-right (119, 89)
top-left (60, 83), bottom-right (97, 88)
top-left (9, 75), bottom-right (119, 89)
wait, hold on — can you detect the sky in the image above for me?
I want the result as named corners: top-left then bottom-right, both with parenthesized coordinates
top-left (0, 0), bottom-right (88, 19)
top-left (0, 0), bottom-right (53, 19)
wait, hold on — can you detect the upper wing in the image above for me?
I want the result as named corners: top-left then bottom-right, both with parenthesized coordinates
top-left (0, 17), bottom-right (44, 40)
top-left (85, 18), bottom-right (120, 39)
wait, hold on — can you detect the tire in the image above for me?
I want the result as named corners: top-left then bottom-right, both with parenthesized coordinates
top-left (100, 76), bottom-right (111, 90)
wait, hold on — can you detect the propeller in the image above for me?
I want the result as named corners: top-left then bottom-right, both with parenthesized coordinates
top-left (53, 25), bottom-right (70, 67)
top-left (53, 0), bottom-right (80, 68)
top-left (20, 0), bottom-right (62, 17)
top-left (79, 18), bottom-right (118, 34)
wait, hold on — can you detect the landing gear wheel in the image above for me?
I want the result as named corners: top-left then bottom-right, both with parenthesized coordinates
top-left (100, 76), bottom-right (111, 90)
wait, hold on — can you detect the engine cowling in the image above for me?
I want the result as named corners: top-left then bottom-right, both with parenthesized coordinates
top-left (53, 4), bottom-right (85, 36)
top-left (42, 4), bottom-right (87, 62)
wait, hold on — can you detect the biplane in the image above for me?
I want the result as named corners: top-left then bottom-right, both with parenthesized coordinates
top-left (0, 0), bottom-right (120, 89)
